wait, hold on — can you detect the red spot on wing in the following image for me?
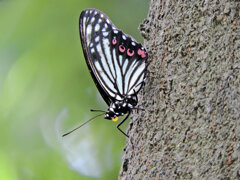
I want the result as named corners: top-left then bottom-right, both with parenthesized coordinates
top-left (141, 51), bottom-right (146, 58)
top-left (112, 39), bottom-right (117, 45)
top-left (127, 49), bottom-right (134, 56)
top-left (137, 49), bottom-right (146, 58)
top-left (119, 45), bottom-right (125, 53)
top-left (137, 49), bottom-right (143, 55)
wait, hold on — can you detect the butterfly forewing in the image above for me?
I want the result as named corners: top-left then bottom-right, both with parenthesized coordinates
top-left (79, 8), bottom-right (147, 106)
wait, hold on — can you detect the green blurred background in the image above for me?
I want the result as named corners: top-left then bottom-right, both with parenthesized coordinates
top-left (0, 0), bottom-right (149, 179)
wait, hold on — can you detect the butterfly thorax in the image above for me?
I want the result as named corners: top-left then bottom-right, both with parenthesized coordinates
top-left (104, 95), bottom-right (137, 121)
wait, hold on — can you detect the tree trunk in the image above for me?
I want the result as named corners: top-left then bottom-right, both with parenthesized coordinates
top-left (119, 0), bottom-right (240, 179)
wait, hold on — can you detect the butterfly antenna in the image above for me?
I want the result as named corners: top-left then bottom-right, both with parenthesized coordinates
top-left (90, 109), bottom-right (105, 113)
top-left (62, 112), bottom-right (105, 137)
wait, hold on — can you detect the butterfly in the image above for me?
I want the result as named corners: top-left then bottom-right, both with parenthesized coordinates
top-left (64, 9), bottom-right (148, 138)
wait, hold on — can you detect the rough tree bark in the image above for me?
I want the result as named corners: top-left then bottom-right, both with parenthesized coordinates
top-left (119, 0), bottom-right (240, 179)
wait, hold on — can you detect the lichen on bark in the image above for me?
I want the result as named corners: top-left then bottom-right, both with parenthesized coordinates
top-left (119, 0), bottom-right (240, 179)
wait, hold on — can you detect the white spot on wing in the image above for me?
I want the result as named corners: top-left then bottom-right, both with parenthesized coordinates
top-left (113, 49), bottom-right (123, 94)
top-left (102, 37), bottom-right (115, 79)
top-left (131, 41), bottom-right (136, 46)
top-left (94, 61), bottom-right (102, 72)
top-left (96, 42), bottom-right (114, 82)
top-left (122, 58), bottom-right (128, 74)
top-left (101, 14), bottom-right (104, 18)
top-left (122, 35), bottom-right (126, 40)
top-left (134, 73), bottom-right (145, 92)
top-left (106, 19), bottom-right (110, 24)
top-left (116, 95), bottom-right (122, 100)
top-left (128, 72), bottom-right (144, 95)
top-left (83, 17), bottom-right (87, 31)
top-left (113, 30), bottom-right (118, 34)
top-left (128, 62), bottom-right (145, 94)
top-left (124, 60), bottom-right (139, 93)
top-left (122, 58), bottom-right (129, 94)
top-left (91, 17), bottom-right (95, 23)
top-left (83, 16), bottom-right (87, 26)
top-left (95, 36), bottom-right (99, 42)
top-left (103, 32), bottom-right (108, 37)
top-left (102, 27), bottom-right (106, 32)
top-left (119, 55), bottom-right (123, 66)
top-left (94, 61), bottom-right (116, 97)
top-left (95, 24), bottom-right (100, 31)
top-left (86, 25), bottom-right (92, 45)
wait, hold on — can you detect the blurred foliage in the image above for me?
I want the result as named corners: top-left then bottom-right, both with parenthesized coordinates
top-left (0, 0), bottom-right (149, 179)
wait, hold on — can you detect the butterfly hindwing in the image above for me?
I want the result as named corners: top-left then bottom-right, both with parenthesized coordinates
top-left (109, 30), bottom-right (147, 96)
top-left (79, 8), bottom-right (148, 106)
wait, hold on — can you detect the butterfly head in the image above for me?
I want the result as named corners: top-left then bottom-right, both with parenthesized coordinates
top-left (104, 95), bottom-right (137, 121)
top-left (104, 101), bottom-right (125, 121)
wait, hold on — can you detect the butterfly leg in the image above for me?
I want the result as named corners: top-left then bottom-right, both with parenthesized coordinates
top-left (117, 111), bottom-right (131, 138)
top-left (131, 107), bottom-right (145, 111)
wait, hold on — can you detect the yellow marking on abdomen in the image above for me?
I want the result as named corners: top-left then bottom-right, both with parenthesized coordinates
top-left (112, 116), bottom-right (118, 122)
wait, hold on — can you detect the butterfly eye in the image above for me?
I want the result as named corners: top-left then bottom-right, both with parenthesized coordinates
top-left (119, 45), bottom-right (125, 53)
top-left (112, 38), bottom-right (117, 45)
top-left (127, 49), bottom-right (134, 56)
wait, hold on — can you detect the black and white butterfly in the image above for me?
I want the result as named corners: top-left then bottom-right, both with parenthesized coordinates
top-left (66, 9), bottom-right (148, 137)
